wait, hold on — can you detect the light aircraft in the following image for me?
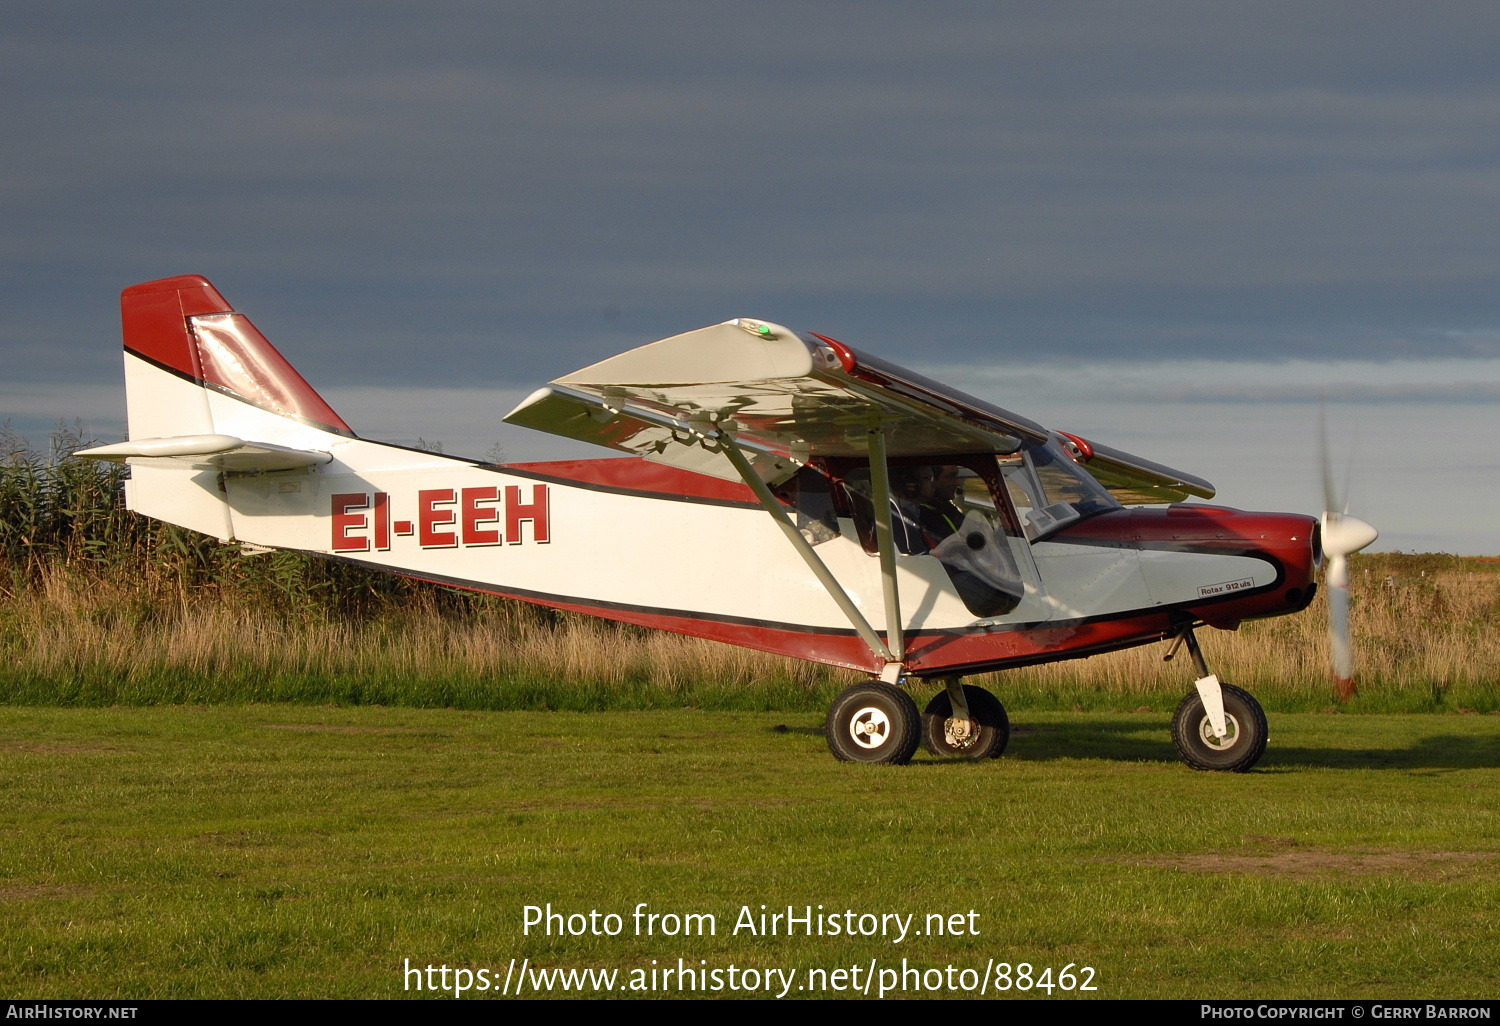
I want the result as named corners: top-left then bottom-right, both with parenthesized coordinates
top-left (79, 275), bottom-right (1377, 772)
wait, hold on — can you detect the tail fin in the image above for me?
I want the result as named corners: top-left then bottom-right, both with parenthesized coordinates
top-left (120, 274), bottom-right (353, 441)
top-left (90, 275), bottom-right (354, 542)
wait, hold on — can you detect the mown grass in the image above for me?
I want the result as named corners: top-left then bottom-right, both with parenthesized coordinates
top-left (1, 705), bottom-right (1496, 999)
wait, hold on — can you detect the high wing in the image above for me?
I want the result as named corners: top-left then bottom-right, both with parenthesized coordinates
top-left (1055, 432), bottom-right (1216, 504)
top-left (504, 318), bottom-right (1213, 502)
top-left (504, 318), bottom-right (1047, 484)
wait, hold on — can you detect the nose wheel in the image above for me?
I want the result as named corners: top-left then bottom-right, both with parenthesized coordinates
top-left (1165, 624), bottom-right (1268, 772)
top-left (1171, 683), bottom-right (1267, 772)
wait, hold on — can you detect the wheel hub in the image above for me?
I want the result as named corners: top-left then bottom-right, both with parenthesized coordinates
top-left (849, 706), bottom-right (891, 749)
top-left (1198, 713), bottom-right (1242, 750)
top-left (943, 717), bottom-right (977, 748)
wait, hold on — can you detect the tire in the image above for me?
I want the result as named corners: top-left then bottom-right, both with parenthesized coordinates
top-left (922, 685), bottom-right (1009, 759)
top-left (826, 682), bottom-right (922, 764)
top-left (1171, 683), bottom-right (1268, 772)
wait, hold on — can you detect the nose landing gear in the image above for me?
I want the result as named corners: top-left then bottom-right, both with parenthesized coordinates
top-left (1164, 623), bottom-right (1268, 772)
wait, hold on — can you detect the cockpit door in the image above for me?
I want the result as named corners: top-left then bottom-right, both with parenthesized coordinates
top-left (831, 457), bottom-right (1055, 631)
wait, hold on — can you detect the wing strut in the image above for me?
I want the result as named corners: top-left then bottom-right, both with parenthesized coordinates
top-left (865, 424), bottom-right (905, 664)
top-left (717, 436), bottom-right (898, 668)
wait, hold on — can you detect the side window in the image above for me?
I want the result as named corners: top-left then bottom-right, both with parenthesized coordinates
top-left (838, 465), bottom-right (931, 555)
top-left (774, 465), bottom-right (841, 546)
top-left (835, 458), bottom-right (1025, 618)
top-left (998, 453), bottom-right (1047, 536)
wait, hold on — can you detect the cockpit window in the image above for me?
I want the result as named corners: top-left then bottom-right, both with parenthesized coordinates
top-left (775, 465), bottom-right (841, 546)
top-left (835, 458), bottom-right (1024, 618)
top-left (998, 438), bottom-right (1120, 541)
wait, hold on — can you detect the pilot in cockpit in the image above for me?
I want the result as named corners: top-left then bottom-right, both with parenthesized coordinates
top-left (889, 467), bottom-right (932, 555)
top-left (918, 464), bottom-right (964, 540)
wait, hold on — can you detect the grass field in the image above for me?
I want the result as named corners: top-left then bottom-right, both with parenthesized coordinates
top-left (2, 704), bottom-right (1497, 1000)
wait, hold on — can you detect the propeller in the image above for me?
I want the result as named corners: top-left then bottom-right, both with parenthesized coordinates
top-left (1319, 411), bottom-right (1378, 701)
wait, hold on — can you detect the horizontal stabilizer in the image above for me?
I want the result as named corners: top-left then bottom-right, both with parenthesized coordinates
top-left (76, 434), bottom-right (332, 472)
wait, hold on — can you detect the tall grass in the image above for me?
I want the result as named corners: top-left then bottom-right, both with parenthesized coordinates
top-left (0, 570), bottom-right (848, 710)
top-left (1, 426), bottom-right (1496, 712)
top-left (1002, 559), bottom-right (1500, 712)
top-left (0, 425), bottom-right (852, 710)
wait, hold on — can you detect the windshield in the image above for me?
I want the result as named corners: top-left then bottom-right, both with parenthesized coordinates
top-left (998, 438), bottom-right (1120, 541)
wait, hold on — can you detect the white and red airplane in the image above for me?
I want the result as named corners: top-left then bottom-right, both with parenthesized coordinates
top-left (80, 275), bottom-right (1377, 772)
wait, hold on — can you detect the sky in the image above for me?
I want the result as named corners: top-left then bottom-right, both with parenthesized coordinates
top-left (2, 1), bottom-right (1497, 552)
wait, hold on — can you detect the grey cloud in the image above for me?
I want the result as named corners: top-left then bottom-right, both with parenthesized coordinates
top-left (1074, 380), bottom-right (1500, 405)
top-left (4, 0), bottom-right (1500, 394)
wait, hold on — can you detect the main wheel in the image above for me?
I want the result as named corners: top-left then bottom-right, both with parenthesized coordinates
top-left (922, 685), bottom-right (1009, 759)
top-left (1171, 682), bottom-right (1268, 772)
top-left (826, 682), bottom-right (922, 764)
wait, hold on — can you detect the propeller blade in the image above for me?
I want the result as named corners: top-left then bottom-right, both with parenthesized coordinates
top-left (1325, 553), bottom-right (1355, 701)
top-left (1341, 448), bottom-right (1355, 516)
top-left (1320, 512), bottom-right (1377, 701)
top-left (1318, 407), bottom-right (1376, 702)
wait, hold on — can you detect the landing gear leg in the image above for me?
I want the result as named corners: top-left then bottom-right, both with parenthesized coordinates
top-left (1164, 624), bottom-right (1267, 773)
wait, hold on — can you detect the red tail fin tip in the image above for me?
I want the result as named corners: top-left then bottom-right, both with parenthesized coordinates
top-left (121, 275), bottom-right (352, 435)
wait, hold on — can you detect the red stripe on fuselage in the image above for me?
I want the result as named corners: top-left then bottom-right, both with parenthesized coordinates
top-left (470, 585), bottom-right (1306, 677)
top-left (345, 559), bottom-right (1251, 678)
